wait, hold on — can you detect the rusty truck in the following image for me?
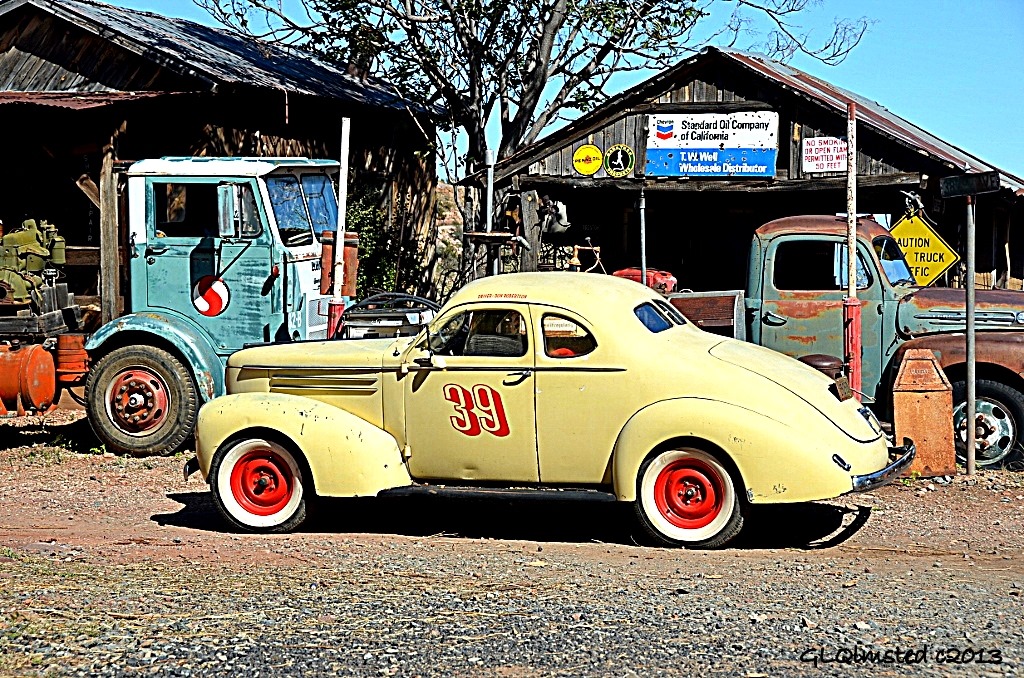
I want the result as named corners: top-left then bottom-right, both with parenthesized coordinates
top-left (669, 214), bottom-right (1024, 469)
top-left (0, 157), bottom-right (342, 456)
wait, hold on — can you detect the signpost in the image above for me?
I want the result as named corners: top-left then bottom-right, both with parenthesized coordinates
top-left (939, 170), bottom-right (1001, 475)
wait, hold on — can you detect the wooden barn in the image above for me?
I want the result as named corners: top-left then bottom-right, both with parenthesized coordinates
top-left (477, 47), bottom-right (1024, 293)
top-left (0, 0), bottom-right (438, 303)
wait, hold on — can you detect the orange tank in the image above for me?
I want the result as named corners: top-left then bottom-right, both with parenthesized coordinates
top-left (0, 342), bottom-right (57, 415)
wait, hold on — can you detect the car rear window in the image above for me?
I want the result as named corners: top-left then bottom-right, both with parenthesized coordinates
top-left (634, 303), bottom-right (672, 333)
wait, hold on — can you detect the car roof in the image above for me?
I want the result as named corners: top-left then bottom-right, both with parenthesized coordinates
top-left (447, 272), bottom-right (659, 318)
top-left (755, 215), bottom-right (892, 241)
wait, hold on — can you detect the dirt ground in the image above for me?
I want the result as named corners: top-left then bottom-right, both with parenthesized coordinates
top-left (1, 410), bottom-right (1023, 675)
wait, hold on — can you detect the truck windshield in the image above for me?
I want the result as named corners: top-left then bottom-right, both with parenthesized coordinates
top-left (873, 236), bottom-right (916, 287)
top-left (265, 173), bottom-right (339, 249)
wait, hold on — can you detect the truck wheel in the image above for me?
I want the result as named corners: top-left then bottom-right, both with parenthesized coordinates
top-left (633, 448), bottom-right (743, 549)
top-left (952, 379), bottom-right (1024, 468)
top-left (210, 437), bottom-right (309, 533)
top-left (86, 345), bottom-right (197, 456)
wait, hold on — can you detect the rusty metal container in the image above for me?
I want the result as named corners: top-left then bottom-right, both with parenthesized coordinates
top-left (893, 348), bottom-right (956, 477)
top-left (318, 231), bottom-right (359, 297)
top-left (55, 333), bottom-right (89, 386)
top-left (0, 341), bottom-right (57, 415)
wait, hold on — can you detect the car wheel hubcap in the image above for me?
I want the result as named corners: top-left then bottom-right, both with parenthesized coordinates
top-left (230, 449), bottom-right (294, 516)
top-left (107, 368), bottom-right (169, 433)
top-left (654, 459), bottom-right (724, 529)
top-left (954, 398), bottom-right (1016, 465)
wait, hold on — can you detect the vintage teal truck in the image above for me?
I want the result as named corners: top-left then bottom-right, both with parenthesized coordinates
top-left (669, 215), bottom-right (1024, 469)
top-left (0, 157), bottom-right (339, 456)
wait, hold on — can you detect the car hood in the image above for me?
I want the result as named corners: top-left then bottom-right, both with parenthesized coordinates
top-left (898, 287), bottom-right (1024, 337)
top-left (707, 338), bottom-right (882, 443)
top-left (227, 338), bottom-right (394, 370)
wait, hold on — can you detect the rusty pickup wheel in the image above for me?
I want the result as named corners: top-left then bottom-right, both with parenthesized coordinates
top-left (952, 380), bottom-right (1024, 469)
top-left (210, 437), bottom-right (309, 533)
top-left (85, 345), bottom-right (198, 456)
top-left (634, 448), bottom-right (744, 549)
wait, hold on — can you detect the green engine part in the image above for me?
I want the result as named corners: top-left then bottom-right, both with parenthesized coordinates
top-left (0, 219), bottom-right (66, 305)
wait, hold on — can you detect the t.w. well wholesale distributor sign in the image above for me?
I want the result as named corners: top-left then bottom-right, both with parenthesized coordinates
top-left (645, 111), bottom-right (779, 178)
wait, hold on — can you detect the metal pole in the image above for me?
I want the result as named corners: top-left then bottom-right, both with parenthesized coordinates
top-left (843, 102), bottom-right (862, 397)
top-left (485, 150), bottom-right (497, 276)
top-left (328, 117), bottom-right (351, 337)
top-left (966, 195), bottom-right (976, 474)
top-left (639, 186), bottom-right (647, 286)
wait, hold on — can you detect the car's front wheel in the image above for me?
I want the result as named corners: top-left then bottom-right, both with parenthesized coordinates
top-left (634, 448), bottom-right (743, 549)
top-left (952, 379), bottom-right (1024, 469)
top-left (210, 437), bottom-right (310, 532)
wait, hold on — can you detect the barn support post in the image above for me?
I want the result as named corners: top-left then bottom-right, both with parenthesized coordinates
top-left (99, 128), bottom-right (121, 325)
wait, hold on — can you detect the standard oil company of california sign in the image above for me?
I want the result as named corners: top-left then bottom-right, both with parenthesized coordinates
top-left (645, 111), bottom-right (779, 178)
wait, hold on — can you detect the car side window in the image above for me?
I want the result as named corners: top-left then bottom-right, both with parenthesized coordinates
top-left (542, 314), bottom-right (596, 358)
top-left (429, 309), bottom-right (527, 357)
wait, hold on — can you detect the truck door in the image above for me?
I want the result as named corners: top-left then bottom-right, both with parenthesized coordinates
top-left (404, 305), bottom-right (539, 482)
top-left (143, 179), bottom-right (275, 353)
top-left (760, 237), bottom-right (885, 400)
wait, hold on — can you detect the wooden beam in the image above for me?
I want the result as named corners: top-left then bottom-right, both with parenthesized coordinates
top-left (64, 246), bottom-right (100, 267)
top-left (519, 190), bottom-right (541, 272)
top-left (517, 172), bottom-right (922, 193)
top-left (99, 134), bottom-right (119, 324)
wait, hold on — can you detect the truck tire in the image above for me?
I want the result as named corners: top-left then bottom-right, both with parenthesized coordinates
top-left (209, 437), bottom-right (309, 533)
top-left (633, 448), bottom-right (744, 549)
top-left (951, 379), bottom-right (1024, 469)
top-left (85, 345), bottom-right (198, 456)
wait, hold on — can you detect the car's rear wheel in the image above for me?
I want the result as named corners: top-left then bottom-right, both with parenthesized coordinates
top-left (210, 437), bottom-right (309, 532)
top-left (634, 448), bottom-right (743, 549)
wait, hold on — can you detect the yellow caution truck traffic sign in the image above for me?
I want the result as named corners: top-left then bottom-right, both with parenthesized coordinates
top-left (889, 213), bottom-right (959, 287)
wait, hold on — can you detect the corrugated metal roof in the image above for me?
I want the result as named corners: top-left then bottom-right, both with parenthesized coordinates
top-left (0, 90), bottom-right (176, 109)
top-left (719, 49), bottom-right (1024, 193)
top-left (0, 0), bottom-right (425, 112)
top-left (482, 47), bottom-right (1023, 194)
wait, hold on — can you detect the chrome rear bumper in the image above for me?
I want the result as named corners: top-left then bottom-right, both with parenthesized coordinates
top-left (847, 438), bottom-right (916, 494)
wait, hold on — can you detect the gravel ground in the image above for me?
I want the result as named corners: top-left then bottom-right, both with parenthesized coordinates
top-left (1, 411), bottom-right (1023, 676)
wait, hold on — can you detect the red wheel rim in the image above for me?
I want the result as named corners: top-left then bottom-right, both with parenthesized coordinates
top-left (653, 457), bottom-right (725, 530)
top-left (107, 368), bottom-right (169, 433)
top-left (229, 449), bottom-right (294, 516)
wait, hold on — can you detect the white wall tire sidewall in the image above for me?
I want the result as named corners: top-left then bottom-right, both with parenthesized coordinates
top-left (639, 449), bottom-right (735, 544)
top-left (216, 439), bottom-right (304, 530)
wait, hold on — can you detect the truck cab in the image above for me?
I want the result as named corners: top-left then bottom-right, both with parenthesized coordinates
top-left (85, 157), bottom-right (339, 455)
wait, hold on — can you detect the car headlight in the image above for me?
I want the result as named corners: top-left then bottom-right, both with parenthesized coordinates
top-left (1016, 311), bottom-right (1024, 325)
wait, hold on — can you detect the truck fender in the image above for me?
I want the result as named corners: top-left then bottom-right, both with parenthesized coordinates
top-left (85, 311), bottom-right (224, 402)
top-left (894, 332), bottom-right (1024, 383)
top-left (611, 398), bottom-right (854, 504)
top-left (195, 392), bottom-right (412, 497)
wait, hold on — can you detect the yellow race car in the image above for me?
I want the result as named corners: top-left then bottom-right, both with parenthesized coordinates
top-left (186, 272), bottom-right (913, 548)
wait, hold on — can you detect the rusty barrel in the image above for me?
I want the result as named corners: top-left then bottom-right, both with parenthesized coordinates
top-left (319, 231), bottom-right (360, 297)
top-left (0, 342), bottom-right (57, 414)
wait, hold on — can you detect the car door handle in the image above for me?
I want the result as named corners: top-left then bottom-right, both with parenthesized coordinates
top-left (503, 370), bottom-right (532, 386)
top-left (762, 310), bottom-right (788, 326)
top-left (145, 245), bottom-right (169, 256)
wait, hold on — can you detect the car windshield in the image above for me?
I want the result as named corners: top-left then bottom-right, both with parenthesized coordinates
top-left (265, 173), bottom-right (339, 250)
top-left (873, 236), bottom-right (916, 287)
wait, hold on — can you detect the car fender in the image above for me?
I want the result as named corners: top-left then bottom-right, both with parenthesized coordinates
top-left (611, 398), bottom-right (855, 504)
top-left (195, 392), bottom-right (412, 497)
top-left (85, 311), bottom-right (224, 402)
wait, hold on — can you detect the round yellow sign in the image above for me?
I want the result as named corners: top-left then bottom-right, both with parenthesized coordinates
top-left (572, 144), bottom-right (603, 176)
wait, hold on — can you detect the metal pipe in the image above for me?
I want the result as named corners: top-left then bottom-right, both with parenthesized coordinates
top-left (639, 186), bottom-right (647, 286)
top-left (328, 117), bottom-right (351, 337)
top-left (844, 102), bottom-right (862, 396)
top-left (966, 195), bottom-right (976, 474)
top-left (485, 150), bottom-right (497, 275)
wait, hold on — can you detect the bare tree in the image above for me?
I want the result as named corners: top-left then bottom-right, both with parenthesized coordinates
top-left (197, 0), bottom-right (867, 180)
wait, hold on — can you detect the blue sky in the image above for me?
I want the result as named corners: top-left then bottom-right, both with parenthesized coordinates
top-left (110, 0), bottom-right (1024, 178)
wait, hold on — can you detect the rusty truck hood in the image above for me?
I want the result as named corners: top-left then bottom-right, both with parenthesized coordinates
top-left (897, 287), bottom-right (1024, 337)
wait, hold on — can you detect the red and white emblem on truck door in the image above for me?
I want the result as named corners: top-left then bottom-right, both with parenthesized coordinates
top-left (192, 275), bottom-right (230, 317)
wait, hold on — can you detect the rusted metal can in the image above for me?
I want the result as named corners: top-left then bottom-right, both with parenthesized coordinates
top-left (0, 342), bottom-right (57, 415)
top-left (55, 333), bottom-right (89, 386)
